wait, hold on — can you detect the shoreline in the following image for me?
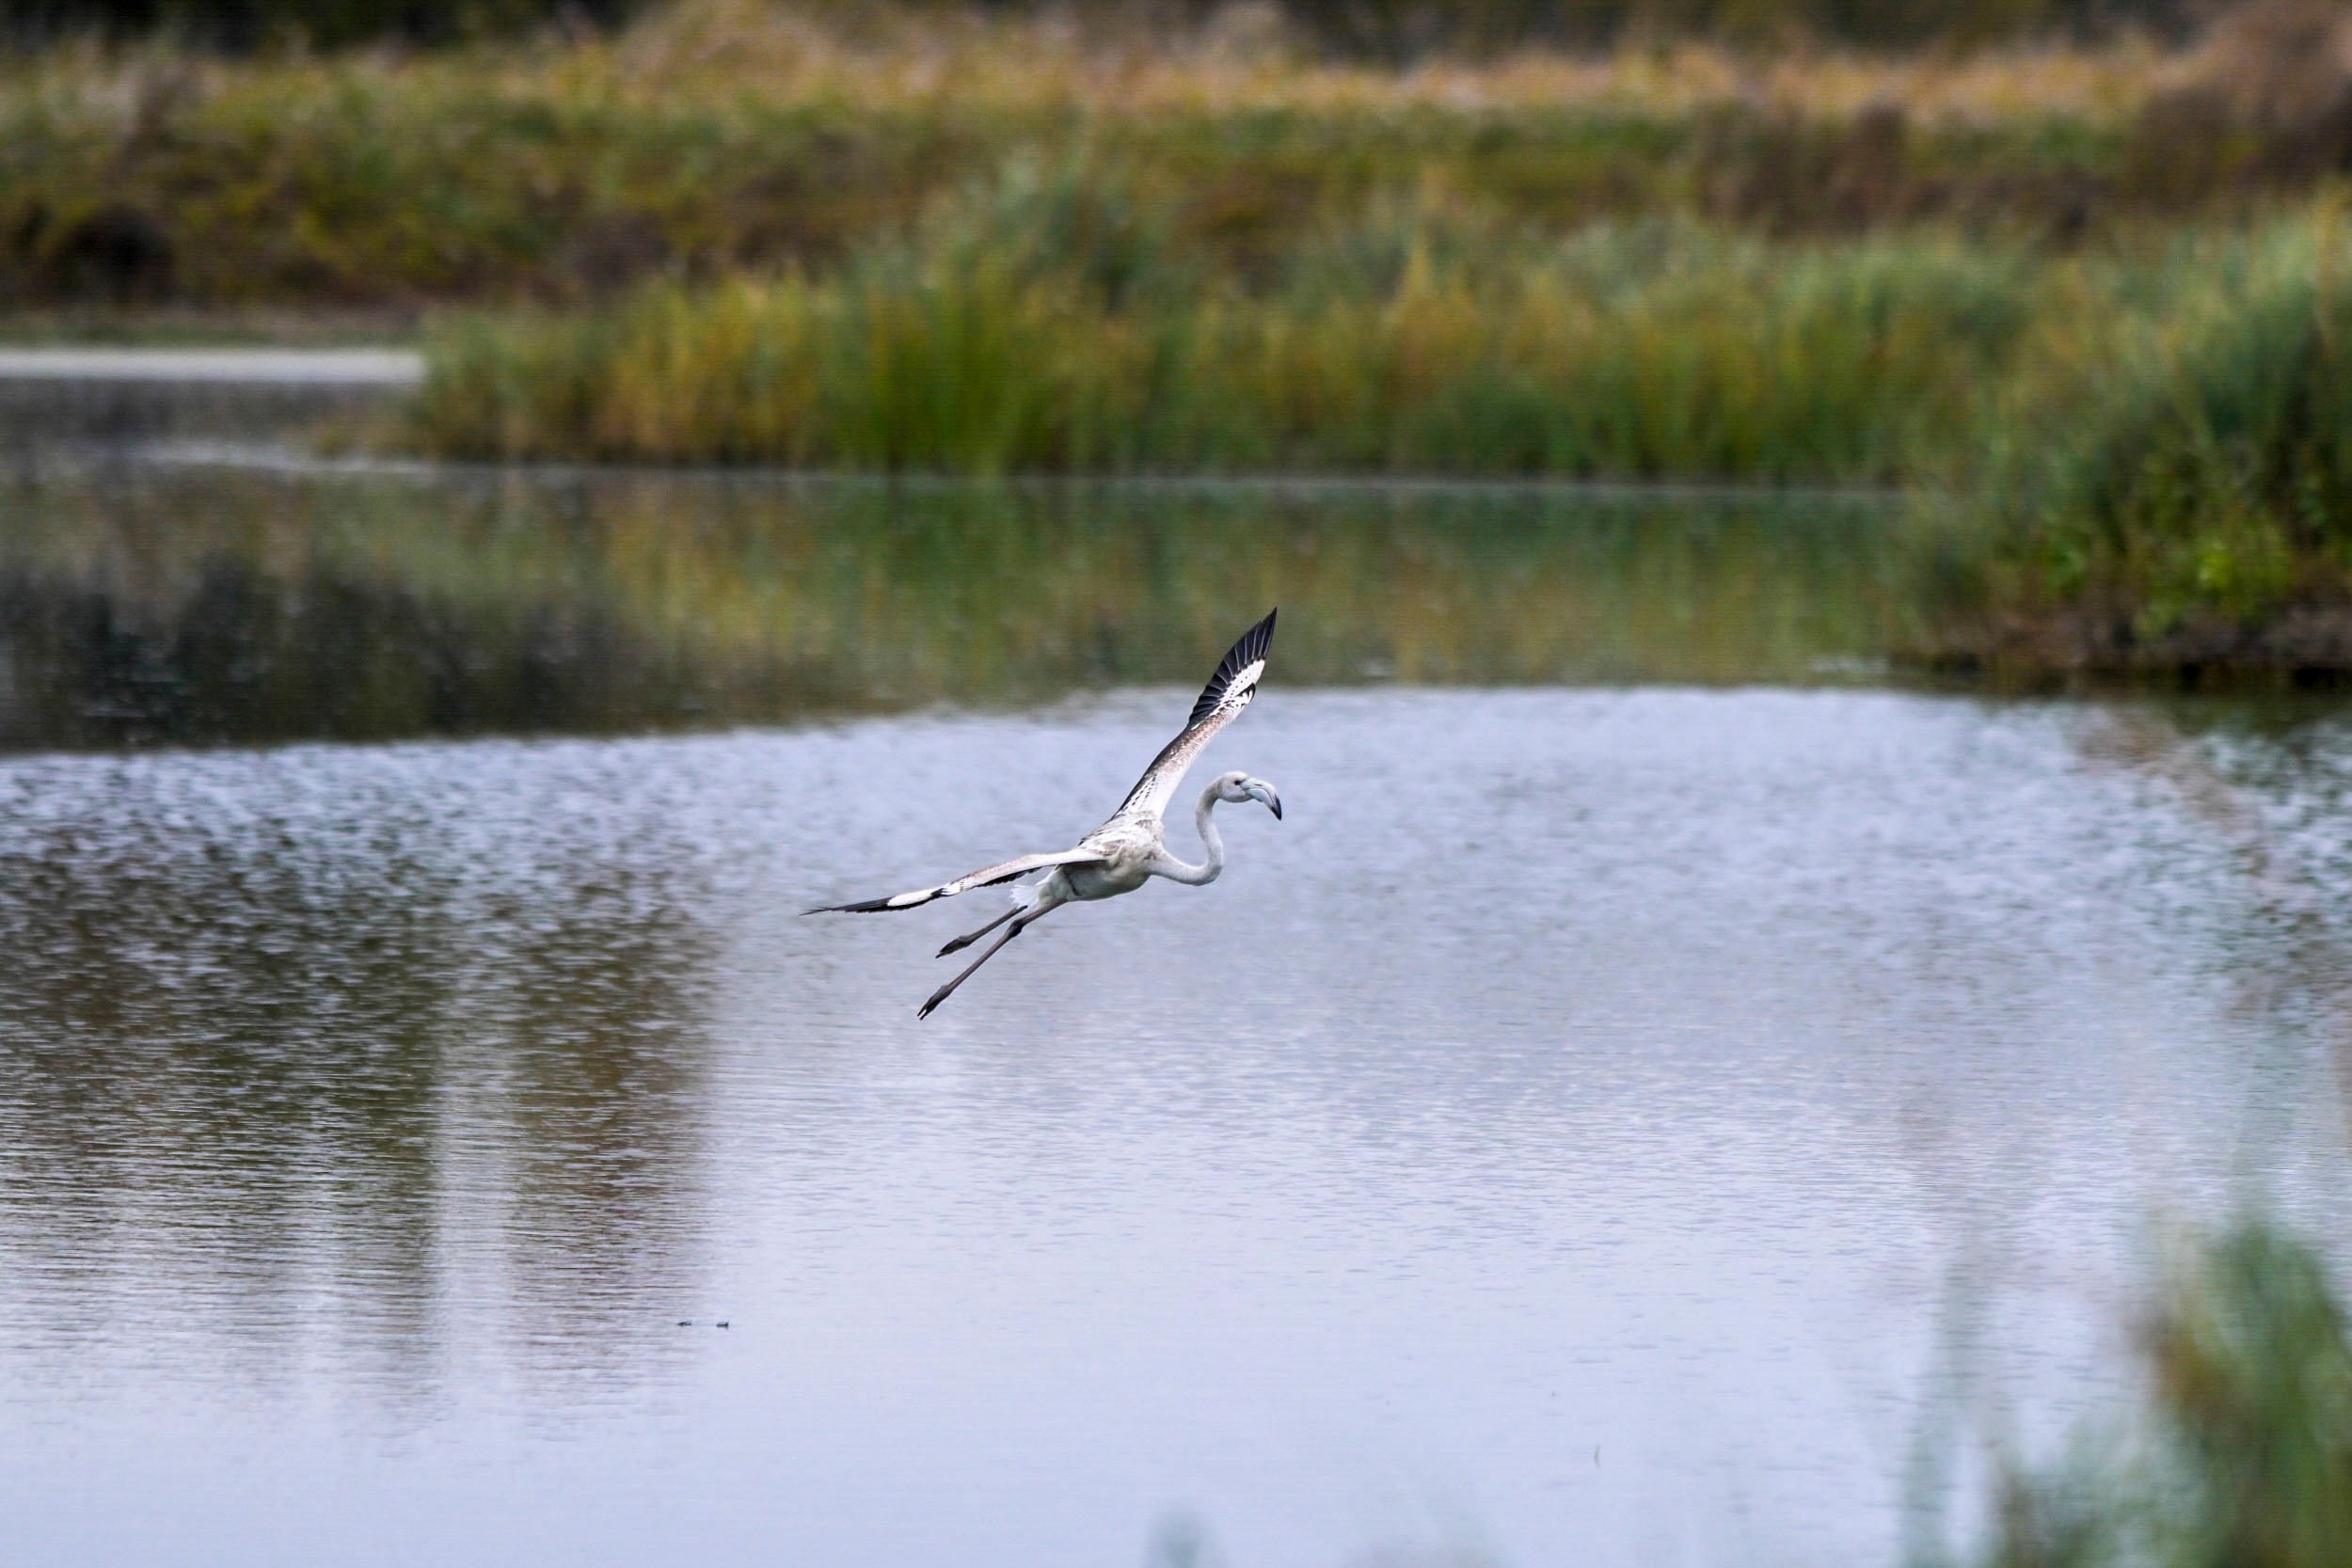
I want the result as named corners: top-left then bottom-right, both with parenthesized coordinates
top-left (106, 434), bottom-right (1911, 503)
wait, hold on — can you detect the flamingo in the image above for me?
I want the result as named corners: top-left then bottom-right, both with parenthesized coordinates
top-left (811, 610), bottom-right (1282, 1018)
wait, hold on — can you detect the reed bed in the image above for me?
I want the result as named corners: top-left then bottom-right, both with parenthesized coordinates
top-left (406, 192), bottom-right (2043, 479)
top-left (394, 194), bottom-right (2334, 493)
top-left (1938, 210), bottom-right (2352, 673)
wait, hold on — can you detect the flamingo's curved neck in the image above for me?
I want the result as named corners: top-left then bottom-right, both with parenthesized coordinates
top-left (1154, 784), bottom-right (1229, 886)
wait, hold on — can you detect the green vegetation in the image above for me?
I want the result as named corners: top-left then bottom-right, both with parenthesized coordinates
top-left (1979, 1221), bottom-right (2352, 1568)
top-left (1954, 214), bottom-right (2352, 676)
top-left (409, 195), bottom-right (2034, 478)
top-left (2, 2), bottom-right (2342, 311)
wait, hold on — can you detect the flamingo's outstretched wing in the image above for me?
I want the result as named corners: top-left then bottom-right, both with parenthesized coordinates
top-left (1105, 609), bottom-right (1277, 826)
top-left (807, 848), bottom-right (1102, 914)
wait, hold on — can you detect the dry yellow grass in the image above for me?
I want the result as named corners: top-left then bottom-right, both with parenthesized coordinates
top-left (13, 1), bottom-right (2344, 311)
top-left (595, 0), bottom-right (2185, 123)
top-left (4, 0), bottom-right (2185, 126)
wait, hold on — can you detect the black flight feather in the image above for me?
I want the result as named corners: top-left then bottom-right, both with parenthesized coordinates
top-left (1187, 608), bottom-right (1277, 729)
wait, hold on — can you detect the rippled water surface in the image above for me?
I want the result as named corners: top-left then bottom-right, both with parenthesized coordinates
top-left (4, 426), bottom-right (2352, 1567)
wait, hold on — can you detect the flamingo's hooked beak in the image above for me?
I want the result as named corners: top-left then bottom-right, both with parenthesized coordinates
top-left (1248, 781), bottom-right (1283, 820)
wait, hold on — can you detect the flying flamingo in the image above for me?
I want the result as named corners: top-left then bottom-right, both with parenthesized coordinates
top-left (811, 610), bottom-right (1283, 1018)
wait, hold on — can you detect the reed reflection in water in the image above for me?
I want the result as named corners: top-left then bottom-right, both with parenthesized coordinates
top-left (0, 740), bottom-right (723, 1414)
top-left (0, 455), bottom-right (1915, 750)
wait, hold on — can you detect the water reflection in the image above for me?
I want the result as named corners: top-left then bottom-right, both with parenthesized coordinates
top-left (2074, 702), bottom-right (2352, 1166)
top-left (0, 452), bottom-right (1915, 750)
top-left (0, 744), bottom-right (718, 1411)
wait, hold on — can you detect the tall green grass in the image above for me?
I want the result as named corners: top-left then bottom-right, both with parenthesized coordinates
top-left (1979, 1222), bottom-right (2352, 1568)
top-left (1943, 213), bottom-right (2352, 672)
top-left (409, 185), bottom-right (2038, 480)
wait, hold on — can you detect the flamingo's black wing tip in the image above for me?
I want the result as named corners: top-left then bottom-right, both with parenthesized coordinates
top-left (808, 895), bottom-right (893, 914)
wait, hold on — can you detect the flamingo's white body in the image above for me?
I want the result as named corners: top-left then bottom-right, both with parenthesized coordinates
top-left (812, 610), bottom-right (1283, 1017)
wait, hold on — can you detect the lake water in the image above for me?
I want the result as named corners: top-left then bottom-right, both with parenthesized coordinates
top-left (3, 410), bottom-right (2351, 1567)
